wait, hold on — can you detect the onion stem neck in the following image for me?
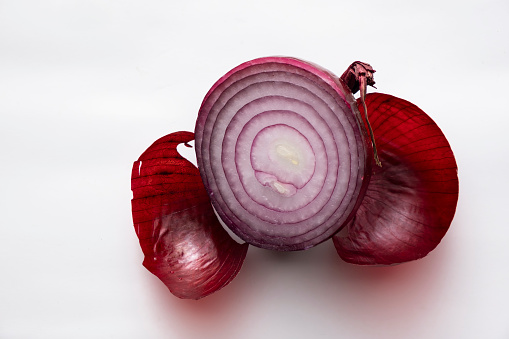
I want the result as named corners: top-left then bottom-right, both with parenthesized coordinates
top-left (360, 76), bottom-right (382, 167)
top-left (341, 61), bottom-right (382, 167)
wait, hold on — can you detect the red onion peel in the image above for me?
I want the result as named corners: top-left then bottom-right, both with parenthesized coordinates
top-left (131, 132), bottom-right (248, 299)
top-left (333, 93), bottom-right (459, 265)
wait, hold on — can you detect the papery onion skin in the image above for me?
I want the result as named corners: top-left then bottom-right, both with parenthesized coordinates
top-left (131, 131), bottom-right (248, 299)
top-left (195, 57), bottom-right (372, 251)
top-left (333, 93), bottom-right (459, 265)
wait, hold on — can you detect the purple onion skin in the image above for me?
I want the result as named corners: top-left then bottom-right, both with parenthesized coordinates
top-left (131, 132), bottom-right (248, 299)
top-left (194, 57), bottom-right (373, 251)
top-left (333, 93), bottom-right (459, 265)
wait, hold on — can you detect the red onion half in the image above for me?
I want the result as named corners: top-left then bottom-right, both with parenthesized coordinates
top-left (195, 57), bottom-right (372, 251)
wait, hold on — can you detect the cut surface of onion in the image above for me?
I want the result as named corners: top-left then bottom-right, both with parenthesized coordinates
top-left (333, 93), bottom-right (459, 265)
top-left (131, 132), bottom-right (248, 299)
top-left (195, 57), bottom-right (372, 251)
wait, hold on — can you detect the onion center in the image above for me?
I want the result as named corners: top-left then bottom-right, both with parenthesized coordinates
top-left (251, 124), bottom-right (315, 198)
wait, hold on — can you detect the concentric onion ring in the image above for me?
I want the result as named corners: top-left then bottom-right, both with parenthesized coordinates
top-left (195, 57), bottom-right (372, 250)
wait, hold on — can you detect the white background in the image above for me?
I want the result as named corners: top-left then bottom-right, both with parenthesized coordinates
top-left (1, 1), bottom-right (508, 338)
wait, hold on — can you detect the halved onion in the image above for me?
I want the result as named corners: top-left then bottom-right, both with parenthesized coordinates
top-left (333, 93), bottom-right (459, 265)
top-left (131, 132), bottom-right (248, 299)
top-left (195, 57), bottom-right (372, 251)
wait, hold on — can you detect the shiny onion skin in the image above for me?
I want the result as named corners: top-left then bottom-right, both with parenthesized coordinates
top-left (333, 93), bottom-right (459, 265)
top-left (131, 132), bottom-right (248, 299)
top-left (195, 57), bottom-right (372, 251)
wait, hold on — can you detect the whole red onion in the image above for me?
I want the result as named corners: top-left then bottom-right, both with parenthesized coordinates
top-left (131, 57), bottom-right (459, 299)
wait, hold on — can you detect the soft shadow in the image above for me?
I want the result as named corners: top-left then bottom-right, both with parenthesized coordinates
top-left (142, 236), bottom-right (454, 339)
top-left (316, 238), bottom-right (455, 336)
top-left (141, 247), bottom-right (262, 339)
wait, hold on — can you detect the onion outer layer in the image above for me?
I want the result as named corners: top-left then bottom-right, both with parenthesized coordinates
top-left (131, 132), bottom-right (248, 299)
top-left (333, 93), bottom-right (459, 265)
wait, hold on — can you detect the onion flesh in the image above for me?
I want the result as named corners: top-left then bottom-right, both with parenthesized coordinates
top-left (195, 57), bottom-right (372, 251)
